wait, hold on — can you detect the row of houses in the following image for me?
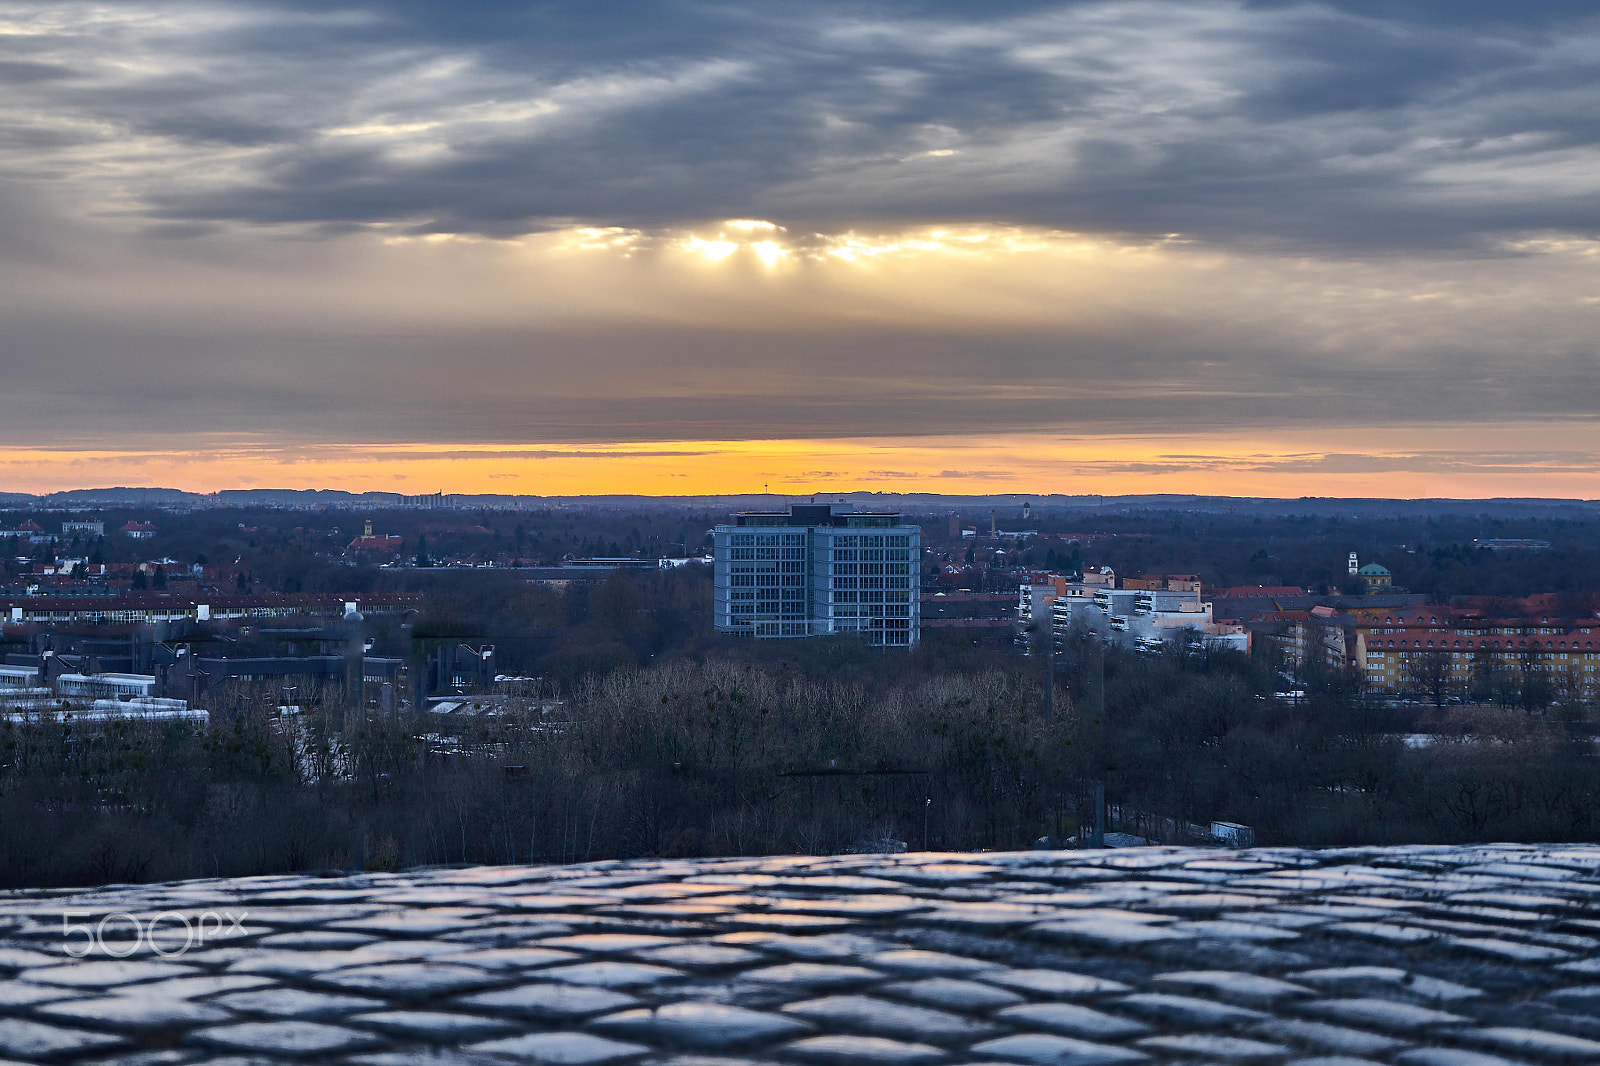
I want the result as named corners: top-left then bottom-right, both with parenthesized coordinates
top-left (1259, 600), bottom-right (1600, 699)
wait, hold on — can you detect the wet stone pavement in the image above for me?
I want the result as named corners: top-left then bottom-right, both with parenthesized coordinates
top-left (1, 845), bottom-right (1599, 1065)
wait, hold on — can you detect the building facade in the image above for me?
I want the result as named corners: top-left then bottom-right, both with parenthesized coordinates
top-left (1358, 563), bottom-right (1393, 592)
top-left (1357, 611), bottom-right (1598, 699)
top-left (712, 505), bottom-right (920, 646)
top-left (1017, 573), bottom-right (1249, 654)
top-left (1260, 604), bottom-right (1600, 702)
top-left (1049, 585), bottom-right (1232, 649)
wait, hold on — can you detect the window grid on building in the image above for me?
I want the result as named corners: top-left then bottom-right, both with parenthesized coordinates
top-left (713, 510), bottom-right (919, 647)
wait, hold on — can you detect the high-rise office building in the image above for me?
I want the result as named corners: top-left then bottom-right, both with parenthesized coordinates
top-left (712, 505), bottom-right (920, 646)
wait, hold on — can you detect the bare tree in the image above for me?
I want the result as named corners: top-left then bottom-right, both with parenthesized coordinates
top-left (1407, 650), bottom-right (1452, 708)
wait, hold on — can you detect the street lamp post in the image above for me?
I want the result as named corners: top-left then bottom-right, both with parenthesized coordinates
top-left (1073, 629), bottom-right (1107, 849)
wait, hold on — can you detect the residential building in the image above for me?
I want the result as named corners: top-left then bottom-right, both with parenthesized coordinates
top-left (1356, 609), bottom-right (1599, 699)
top-left (1260, 606), bottom-right (1359, 672)
top-left (1018, 573), bottom-right (1067, 630)
top-left (1217, 592), bottom-right (1426, 625)
top-left (1259, 602), bottom-right (1600, 702)
top-left (712, 505), bottom-right (920, 646)
top-left (1122, 574), bottom-right (1202, 593)
top-left (61, 520), bottom-right (104, 536)
top-left (120, 521), bottom-right (156, 539)
top-left (924, 592), bottom-right (1015, 631)
top-left (0, 520), bottom-right (52, 544)
top-left (1081, 567), bottom-right (1116, 588)
top-left (1047, 582), bottom-right (1244, 652)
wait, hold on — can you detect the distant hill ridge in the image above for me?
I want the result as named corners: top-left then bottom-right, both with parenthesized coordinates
top-left (2, 487), bottom-right (1596, 517)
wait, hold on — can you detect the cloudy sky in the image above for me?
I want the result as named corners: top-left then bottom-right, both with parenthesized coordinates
top-left (1, 0), bottom-right (1598, 496)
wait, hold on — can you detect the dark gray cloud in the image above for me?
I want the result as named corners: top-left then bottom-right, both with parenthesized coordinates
top-left (0, 0), bottom-right (1598, 480)
top-left (1086, 449), bottom-right (1600, 476)
top-left (0, 59), bottom-right (72, 82)
top-left (2, 1), bottom-right (1599, 250)
top-left (0, 309), bottom-right (1593, 446)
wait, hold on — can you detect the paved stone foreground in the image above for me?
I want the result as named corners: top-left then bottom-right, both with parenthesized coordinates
top-left (2, 845), bottom-right (1600, 1065)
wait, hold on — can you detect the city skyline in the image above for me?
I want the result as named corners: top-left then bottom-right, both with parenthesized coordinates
top-left (2, 1), bottom-right (1598, 496)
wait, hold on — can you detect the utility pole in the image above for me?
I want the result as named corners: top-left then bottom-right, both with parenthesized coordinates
top-left (1090, 781), bottom-right (1105, 848)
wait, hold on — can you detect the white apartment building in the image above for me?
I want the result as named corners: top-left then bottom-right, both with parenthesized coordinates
top-left (1048, 584), bottom-right (1247, 652)
top-left (1018, 584), bottom-right (1059, 629)
top-left (713, 505), bottom-right (920, 646)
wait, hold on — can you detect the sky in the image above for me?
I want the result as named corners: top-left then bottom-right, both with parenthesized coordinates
top-left (1, 0), bottom-right (1598, 498)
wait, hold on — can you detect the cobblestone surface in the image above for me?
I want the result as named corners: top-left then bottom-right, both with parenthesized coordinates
top-left (1, 844), bottom-right (1599, 1063)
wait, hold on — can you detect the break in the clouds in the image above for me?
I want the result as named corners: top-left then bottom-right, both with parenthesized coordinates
top-left (5, 0), bottom-right (1600, 246)
top-left (0, 0), bottom-right (1598, 492)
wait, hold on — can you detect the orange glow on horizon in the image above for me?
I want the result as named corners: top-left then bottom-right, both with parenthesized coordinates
top-left (0, 426), bottom-right (1595, 500)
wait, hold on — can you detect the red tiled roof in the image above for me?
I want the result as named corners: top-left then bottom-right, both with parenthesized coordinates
top-left (1211, 586), bottom-right (1305, 598)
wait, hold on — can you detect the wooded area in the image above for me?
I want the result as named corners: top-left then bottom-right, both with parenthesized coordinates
top-left (4, 626), bottom-right (1595, 888)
